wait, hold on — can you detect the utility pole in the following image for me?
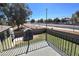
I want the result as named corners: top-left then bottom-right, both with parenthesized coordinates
top-left (72, 14), bottom-right (76, 33)
top-left (45, 8), bottom-right (48, 41)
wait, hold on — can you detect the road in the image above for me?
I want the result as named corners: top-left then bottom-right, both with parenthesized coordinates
top-left (30, 23), bottom-right (79, 35)
top-left (33, 23), bottom-right (79, 29)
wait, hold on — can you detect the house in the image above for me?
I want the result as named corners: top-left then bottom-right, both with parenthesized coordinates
top-left (65, 18), bottom-right (72, 24)
top-left (61, 17), bottom-right (71, 24)
top-left (0, 25), bottom-right (14, 52)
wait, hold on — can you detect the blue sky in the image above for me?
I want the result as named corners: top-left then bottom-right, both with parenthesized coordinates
top-left (28, 3), bottom-right (79, 20)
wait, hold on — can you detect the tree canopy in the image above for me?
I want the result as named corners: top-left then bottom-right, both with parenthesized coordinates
top-left (53, 18), bottom-right (60, 23)
top-left (75, 11), bottom-right (79, 17)
top-left (0, 3), bottom-right (32, 28)
top-left (30, 19), bottom-right (35, 23)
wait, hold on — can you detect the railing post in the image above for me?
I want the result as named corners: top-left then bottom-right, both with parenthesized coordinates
top-left (60, 39), bottom-right (62, 50)
top-left (57, 35), bottom-right (59, 49)
top-left (65, 40), bottom-right (67, 54)
top-left (67, 41), bottom-right (70, 55)
top-left (26, 40), bottom-right (30, 54)
top-left (70, 42), bottom-right (73, 56)
top-left (45, 8), bottom-right (48, 41)
top-left (74, 43), bottom-right (77, 56)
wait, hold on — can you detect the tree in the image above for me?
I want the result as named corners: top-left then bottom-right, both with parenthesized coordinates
top-left (38, 18), bottom-right (44, 23)
top-left (75, 11), bottom-right (79, 17)
top-left (0, 3), bottom-right (8, 25)
top-left (9, 4), bottom-right (32, 29)
top-left (0, 3), bottom-right (32, 29)
top-left (47, 18), bottom-right (53, 23)
top-left (53, 18), bottom-right (60, 23)
top-left (71, 13), bottom-right (78, 24)
top-left (30, 19), bottom-right (35, 23)
top-left (0, 15), bottom-right (5, 25)
top-left (0, 4), bottom-right (7, 7)
top-left (61, 18), bottom-right (67, 22)
top-left (37, 20), bottom-right (40, 23)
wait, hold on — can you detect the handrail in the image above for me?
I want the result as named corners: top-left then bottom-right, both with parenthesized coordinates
top-left (47, 29), bottom-right (79, 45)
top-left (0, 28), bottom-right (79, 56)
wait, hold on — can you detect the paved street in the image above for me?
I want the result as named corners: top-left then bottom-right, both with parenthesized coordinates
top-left (28, 23), bottom-right (79, 35)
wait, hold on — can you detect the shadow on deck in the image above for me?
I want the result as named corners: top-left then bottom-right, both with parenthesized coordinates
top-left (0, 40), bottom-right (62, 56)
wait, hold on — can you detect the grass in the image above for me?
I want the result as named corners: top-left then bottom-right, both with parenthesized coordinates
top-left (47, 34), bottom-right (79, 56)
top-left (0, 33), bottom-right (45, 52)
top-left (15, 33), bottom-right (45, 47)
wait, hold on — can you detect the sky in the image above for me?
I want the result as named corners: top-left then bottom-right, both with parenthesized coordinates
top-left (28, 3), bottom-right (79, 20)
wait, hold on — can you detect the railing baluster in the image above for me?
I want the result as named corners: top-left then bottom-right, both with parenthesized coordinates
top-left (78, 45), bottom-right (79, 56)
top-left (3, 40), bottom-right (7, 50)
top-left (57, 38), bottom-right (59, 48)
top-left (64, 40), bottom-right (66, 54)
top-left (1, 42), bottom-right (4, 51)
top-left (70, 42), bottom-right (73, 56)
top-left (63, 40), bottom-right (65, 52)
top-left (60, 33), bottom-right (62, 50)
top-left (74, 43), bottom-right (77, 56)
top-left (65, 40), bottom-right (67, 54)
top-left (67, 41), bottom-right (70, 55)
top-left (77, 44), bottom-right (79, 56)
top-left (58, 37), bottom-right (60, 49)
top-left (6, 38), bottom-right (9, 49)
top-left (62, 39), bottom-right (64, 52)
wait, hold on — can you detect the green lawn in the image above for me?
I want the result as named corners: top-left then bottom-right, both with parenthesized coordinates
top-left (15, 33), bottom-right (45, 47)
top-left (47, 34), bottom-right (79, 56)
top-left (0, 33), bottom-right (45, 52)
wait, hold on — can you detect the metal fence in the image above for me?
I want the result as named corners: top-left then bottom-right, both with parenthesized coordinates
top-left (0, 28), bottom-right (79, 56)
top-left (0, 29), bottom-right (46, 56)
top-left (47, 29), bottom-right (79, 56)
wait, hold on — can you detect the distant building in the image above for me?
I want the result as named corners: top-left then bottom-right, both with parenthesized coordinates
top-left (70, 17), bottom-right (79, 24)
top-left (65, 18), bottom-right (72, 24)
top-left (75, 18), bottom-right (79, 23)
top-left (61, 17), bottom-right (71, 24)
top-left (70, 14), bottom-right (79, 24)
